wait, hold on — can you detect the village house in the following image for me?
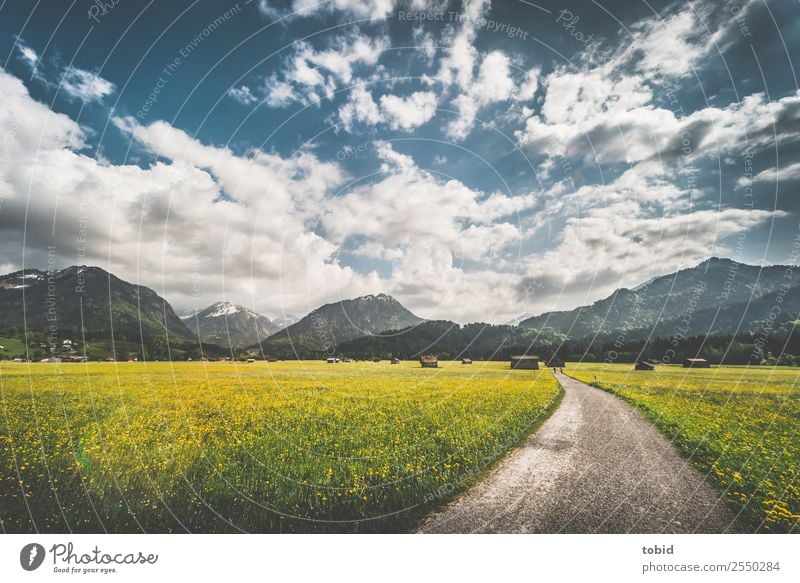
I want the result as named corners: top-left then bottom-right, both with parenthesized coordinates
top-left (511, 355), bottom-right (540, 370)
top-left (635, 361), bottom-right (655, 371)
top-left (683, 358), bottom-right (710, 368)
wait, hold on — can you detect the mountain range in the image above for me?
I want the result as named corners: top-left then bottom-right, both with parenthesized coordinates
top-left (518, 257), bottom-right (800, 341)
top-left (1, 258), bottom-right (798, 362)
top-left (0, 266), bottom-right (191, 341)
top-left (259, 293), bottom-right (424, 358)
top-left (181, 302), bottom-right (275, 349)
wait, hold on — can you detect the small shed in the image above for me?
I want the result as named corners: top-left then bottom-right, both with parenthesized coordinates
top-left (326, 357), bottom-right (341, 363)
top-left (683, 358), bottom-right (709, 368)
top-left (420, 357), bottom-right (438, 368)
top-left (511, 355), bottom-right (540, 370)
top-left (461, 358), bottom-right (473, 365)
top-left (635, 361), bottom-right (655, 371)
top-left (391, 357), bottom-right (400, 364)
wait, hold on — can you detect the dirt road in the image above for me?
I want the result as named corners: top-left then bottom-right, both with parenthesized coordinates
top-left (419, 373), bottom-right (743, 533)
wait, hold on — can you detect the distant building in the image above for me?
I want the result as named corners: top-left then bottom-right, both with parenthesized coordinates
top-left (546, 358), bottom-right (564, 368)
top-left (40, 357), bottom-right (62, 363)
top-left (461, 358), bottom-right (473, 365)
top-left (511, 355), bottom-right (540, 370)
top-left (391, 357), bottom-right (400, 364)
top-left (684, 358), bottom-right (709, 368)
top-left (635, 361), bottom-right (655, 371)
top-left (326, 357), bottom-right (341, 363)
top-left (246, 358), bottom-right (255, 363)
top-left (420, 357), bottom-right (438, 368)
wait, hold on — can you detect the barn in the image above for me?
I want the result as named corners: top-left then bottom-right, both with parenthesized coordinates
top-left (420, 357), bottom-right (438, 368)
top-left (683, 358), bottom-right (709, 368)
top-left (461, 358), bottom-right (473, 365)
top-left (635, 361), bottom-right (655, 371)
top-left (511, 355), bottom-right (540, 370)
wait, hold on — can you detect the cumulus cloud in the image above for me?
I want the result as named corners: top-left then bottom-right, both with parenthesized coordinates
top-left (741, 160), bottom-right (800, 186)
top-left (0, 68), bottom-right (542, 324)
top-left (337, 81), bottom-right (382, 131)
top-left (292, 0), bottom-right (397, 19)
top-left (338, 84), bottom-right (437, 131)
top-left (0, 69), bottom-right (379, 319)
top-left (264, 32), bottom-right (388, 107)
top-left (60, 66), bottom-right (114, 102)
top-left (14, 37), bottom-right (39, 70)
top-left (379, 90), bottom-right (438, 130)
top-left (227, 85), bottom-right (258, 105)
top-left (518, 82), bottom-right (800, 166)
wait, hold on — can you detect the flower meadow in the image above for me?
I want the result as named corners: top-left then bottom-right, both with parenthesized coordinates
top-left (0, 361), bottom-right (561, 533)
top-left (569, 363), bottom-right (800, 532)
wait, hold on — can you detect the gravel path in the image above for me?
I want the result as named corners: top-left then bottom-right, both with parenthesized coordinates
top-left (419, 372), bottom-right (743, 533)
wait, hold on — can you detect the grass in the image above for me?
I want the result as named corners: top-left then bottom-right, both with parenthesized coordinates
top-left (0, 360), bottom-right (560, 533)
top-left (0, 336), bottom-right (27, 358)
top-left (567, 363), bottom-right (800, 532)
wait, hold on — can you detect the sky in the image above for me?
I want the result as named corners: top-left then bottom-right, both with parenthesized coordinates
top-left (0, 0), bottom-right (799, 324)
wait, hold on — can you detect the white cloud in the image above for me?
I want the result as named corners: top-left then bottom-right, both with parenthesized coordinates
top-left (447, 50), bottom-right (515, 138)
top-left (436, 0), bottom-right (490, 89)
top-left (227, 85), bottom-right (258, 105)
top-left (265, 33), bottom-right (388, 107)
top-left (515, 67), bottom-right (540, 102)
top-left (624, 6), bottom-right (711, 79)
top-left (292, 0), bottom-right (397, 19)
top-left (742, 161), bottom-right (800, 186)
top-left (0, 69), bottom-right (383, 321)
top-left (337, 85), bottom-right (437, 132)
top-left (15, 37), bottom-right (39, 70)
top-left (379, 90), bottom-right (437, 130)
top-left (522, 203), bottom-right (782, 313)
top-left (257, 0), bottom-right (284, 20)
top-left (518, 81), bottom-right (800, 165)
top-left (338, 81), bottom-right (382, 131)
top-left (0, 64), bottom-right (757, 324)
top-left (60, 66), bottom-right (114, 102)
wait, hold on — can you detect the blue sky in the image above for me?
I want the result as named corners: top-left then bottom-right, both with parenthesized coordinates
top-left (0, 0), bottom-right (799, 323)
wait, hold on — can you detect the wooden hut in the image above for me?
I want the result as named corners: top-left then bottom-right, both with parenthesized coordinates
top-left (420, 357), bottom-right (438, 368)
top-left (511, 355), bottom-right (540, 370)
top-left (635, 361), bottom-right (655, 371)
top-left (461, 358), bottom-right (473, 365)
top-left (683, 358), bottom-right (709, 368)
